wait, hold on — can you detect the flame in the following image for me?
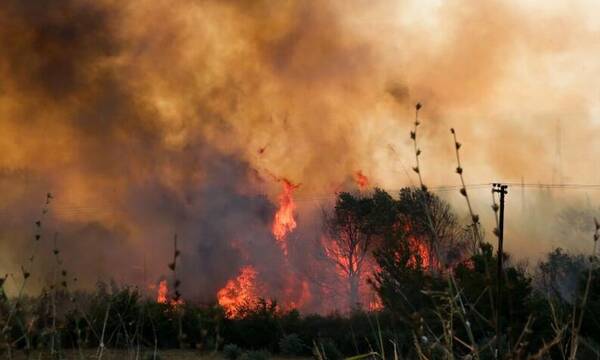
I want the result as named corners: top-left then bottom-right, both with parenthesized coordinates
top-left (407, 237), bottom-right (438, 270)
top-left (368, 296), bottom-right (384, 311)
top-left (354, 170), bottom-right (369, 190)
top-left (399, 222), bottom-right (438, 270)
top-left (272, 179), bottom-right (300, 255)
top-left (321, 235), bottom-right (381, 310)
top-left (322, 236), bottom-right (361, 277)
top-left (156, 280), bottom-right (168, 303)
top-left (217, 266), bottom-right (260, 318)
top-left (156, 280), bottom-right (183, 306)
top-left (285, 279), bottom-right (312, 310)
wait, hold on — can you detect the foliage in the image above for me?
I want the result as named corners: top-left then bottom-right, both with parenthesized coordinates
top-left (578, 267), bottom-right (600, 343)
top-left (223, 343), bottom-right (243, 360)
top-left (222, 299), bottom-right (280, 351)
top-left (1, 187), bottom-right (599, 359)
top-left (239, 350), bottom-right (270, 360)
top-left (278, 333), bottom-right (305, 356)
top-left (535, 247), bottom-right (587, 302)
top-left (315, 339), bottom-right (343, 360)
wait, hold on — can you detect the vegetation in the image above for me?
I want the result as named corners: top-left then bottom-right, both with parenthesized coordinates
top-left (1, 105), bottom-right (599, 359)
top-left (1, 193), bottom-right (598, 359)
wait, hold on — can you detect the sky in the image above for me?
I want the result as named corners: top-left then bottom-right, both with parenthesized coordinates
top-left (1, 0), bottom-right (599, 298)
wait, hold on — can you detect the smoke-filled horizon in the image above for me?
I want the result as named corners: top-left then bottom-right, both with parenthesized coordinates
top-left (1, 0), bottom-right (600, 309)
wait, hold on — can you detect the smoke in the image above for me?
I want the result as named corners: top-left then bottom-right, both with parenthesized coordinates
top-left (1, 0), bottom-right (600, 305)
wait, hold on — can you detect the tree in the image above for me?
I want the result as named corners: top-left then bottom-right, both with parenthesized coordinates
top-left (373, 189), bottom-right (484, 345)
top-left (322, 188), bottom-right (469, 310)
top-left (535, 248), bottom-right (586, 303)
top-left (396, 188), bottom-right (467, 270)
top-left (322, 192), bottom-right (377, 309)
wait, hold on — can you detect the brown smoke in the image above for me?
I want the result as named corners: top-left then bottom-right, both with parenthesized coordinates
top-left (1, 0), bottom-right (599, 301)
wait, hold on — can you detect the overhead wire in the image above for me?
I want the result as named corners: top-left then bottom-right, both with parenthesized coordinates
top-left (1, 182), bottom-right (600, 216)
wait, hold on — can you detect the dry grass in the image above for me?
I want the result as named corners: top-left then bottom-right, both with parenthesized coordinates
top-left (10, 349), bottom-right (311, 360)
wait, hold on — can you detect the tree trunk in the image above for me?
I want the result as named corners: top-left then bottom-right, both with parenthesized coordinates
top-left (349, 272), bottom-right (360, 310)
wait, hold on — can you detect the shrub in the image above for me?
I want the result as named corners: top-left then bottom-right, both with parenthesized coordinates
top-left (279, 333), bottom-right (305, 356)
top-left (239, 350), bottom-right (270, 360)
top-left (316, 339), bottom-right (342, 360)
top-left (223, 343), bottom-right (243, 360)
top-left (222, 299), bottom-right (280, 351)
top-left (143, 352), bottom-right (161, 360)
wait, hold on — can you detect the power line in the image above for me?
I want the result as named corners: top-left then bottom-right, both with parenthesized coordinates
top-left (499, 183), bottom-right (600, 189)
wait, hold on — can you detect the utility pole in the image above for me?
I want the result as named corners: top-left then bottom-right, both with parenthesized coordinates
top-left (492, 183), bottom-right (508, 359)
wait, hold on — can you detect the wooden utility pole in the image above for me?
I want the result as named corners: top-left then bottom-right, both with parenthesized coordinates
top-left (492, 183), bottom-right (508, 359)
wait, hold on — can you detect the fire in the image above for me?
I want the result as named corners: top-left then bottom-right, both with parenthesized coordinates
top-left (285, 279), bottom-right (312, 310)
top-left (321, 235), bottom-right (381, 310)
top-left (217, 266), bottom-right (260, 318)
top-left (322, 236), bottom-right (360, 278)
top-left (407, 237), bottom-right (438, 270)
top-left (368, 296), bottom-right (384, 311)
top-left (354, 170), bottom-right (369, 190)
top-left (157, 280), bottom-right (168, 303)
top-left (401, 223), bottom-right (438, 270)
top-left (156, 280), bottom-right (183, 306)
top-left (272, 179), bottom-right (300, 255)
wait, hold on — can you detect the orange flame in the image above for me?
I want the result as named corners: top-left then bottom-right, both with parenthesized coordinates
top-left (217, 266), bottom-right (260, 318)
top-left (321, 235), bottom-right (381, 310)
top-left (368, 296), bottom-right (384, 311)
top-left (156, 280), bottom-right (183, 306)
top-left (354, 170), bottom-right (369, 190)
top-left (400, 223), bottom-right (438, 270)
top-left (272, 179), bottom-right (300, 255)
top-left (156, 280), bottom-right (168, 303)
top-left (322, 236), bottom-right (361, 277)
top-left (407, 237), bottom-right (437, 270)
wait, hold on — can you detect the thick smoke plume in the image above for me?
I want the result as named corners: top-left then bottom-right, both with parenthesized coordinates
top-left (1, 0), bottom-right (600, 308)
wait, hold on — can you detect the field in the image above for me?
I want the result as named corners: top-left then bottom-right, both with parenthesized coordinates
top-left (10, 350), bottom-right (309, 360)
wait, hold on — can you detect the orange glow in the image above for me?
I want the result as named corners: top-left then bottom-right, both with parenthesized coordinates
top-left (368, 296), bottom-right (384, 311)
top-left (272, 179), bottom-right (300, 255)
top-left (217, 266), bottom-right (260, 318)
top-left (399, 222), bottom-right (438, 270)
top-left (286, 279), bottom-right (311, 310)
top-left (354, 170), bottom-right (369, 190)
top-left (156, 280), bottom-right (183, 306)
top-left (321, 235), bottom-right (381, 310)
top-left (321, 236), bottom-right (360, 277)
top-left (407, 237), bottom-right (438, 270)
top-left (157, 280), bottom-right (168, 303)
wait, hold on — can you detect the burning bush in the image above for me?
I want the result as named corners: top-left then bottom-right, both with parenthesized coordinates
top-left (217, 266), bottom-right (264, 319)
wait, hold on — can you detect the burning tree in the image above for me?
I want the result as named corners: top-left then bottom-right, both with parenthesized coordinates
top-left (395, 188), bottom-right (468, 270)
top-left (372, 188), bottom-right (472, 319)
top-left (322, 192), bottom-right (378, 309)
